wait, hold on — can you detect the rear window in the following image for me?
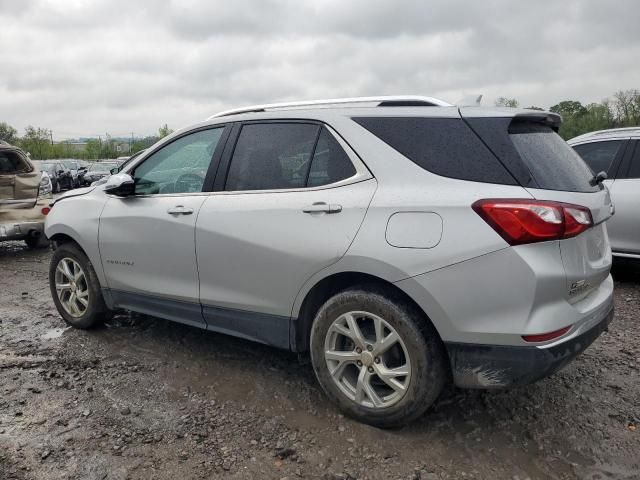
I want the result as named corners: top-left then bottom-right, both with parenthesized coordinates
top-left (352, 117), bottom-right (516, 185)
top-left (508, 122), bottom-right (599, 192)
top-left (464, 117), bottom-right (599, 193)
top-left (0, 151), bottom-right (31, 174)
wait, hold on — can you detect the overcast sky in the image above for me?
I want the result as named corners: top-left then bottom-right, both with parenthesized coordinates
top-left (1, 0), bottom-right (639, 140)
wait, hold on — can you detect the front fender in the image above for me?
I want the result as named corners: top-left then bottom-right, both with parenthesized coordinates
top-left (45, 194), bottom-right (108, 287)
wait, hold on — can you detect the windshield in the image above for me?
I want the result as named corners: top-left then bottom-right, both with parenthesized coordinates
top-left (88, 163), bottom-right (116, 172)
top-left (61, 160), bottom-right (77, 168)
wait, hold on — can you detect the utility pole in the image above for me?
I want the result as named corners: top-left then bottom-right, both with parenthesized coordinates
top-left (49, 129), bottom-right (53, 145)
top-left (130, 132), bottom-right (134, 153)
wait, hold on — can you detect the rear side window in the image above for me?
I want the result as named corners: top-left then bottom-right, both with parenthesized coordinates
top-left (508, 122), bottom-right (598, 192)
top-left (627, 142), bottom-right (640, 179)
top-left (307, 128), bottom-right (356, 187)
top-left (572, 140), bottom-right (623, 176)
top-left (352, 117), bottom-right (516, 185)
top-left (225, 123), bottom-right (357, 191)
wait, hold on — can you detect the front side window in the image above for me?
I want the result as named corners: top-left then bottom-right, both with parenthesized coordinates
top-left (572, 140), bottom-right (623, 176)
top-left (133, 128), bottom-right (223, 194)
top-left (225, 123), bottom-right (357, 191)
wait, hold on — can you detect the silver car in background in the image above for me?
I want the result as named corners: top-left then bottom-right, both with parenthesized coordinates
top-left (45, 97), bottom-right (614, 427)
top-left (569, 127), bottom-right (640, 259)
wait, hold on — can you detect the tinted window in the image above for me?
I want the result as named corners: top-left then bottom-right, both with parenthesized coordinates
top-left (572, 141), bottom-right (623, 176)
top-left (225, 123), bottom-right (320, 191)
top-left (508, 122), bottom-right (598, 192)
top-left (307, 128), bottom-right (357, 187)
top-left (133, 128), bottom-right (223, 194)
top-left (352, 117), bottom-right (516, 185)
top-left (0, 151), bottom-right (29, 173)
top-left (628, 142), bottom-right (640, 179)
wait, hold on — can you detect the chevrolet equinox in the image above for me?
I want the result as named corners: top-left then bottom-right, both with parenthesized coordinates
top-left (45, 96), bottom-right (615, 427)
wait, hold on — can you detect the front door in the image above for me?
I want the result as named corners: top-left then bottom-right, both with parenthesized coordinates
top-left (196, 122), bottom-right (376, 347)
top-left (99, 126), bottom-right (227, 328)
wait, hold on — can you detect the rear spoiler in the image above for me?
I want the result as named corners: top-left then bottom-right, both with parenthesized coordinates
top-left (511, 111), bottom-right (562, 132)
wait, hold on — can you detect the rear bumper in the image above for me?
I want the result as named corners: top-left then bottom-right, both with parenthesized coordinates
top-left (445, 300), bottom-right (614, 388)
top-left (0, 220), bottom-right (44, 241)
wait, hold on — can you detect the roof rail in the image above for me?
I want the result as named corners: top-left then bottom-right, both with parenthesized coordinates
top-left (592, 126), bottom-right (640, 136)
top-left (570, 126), bottom-right (640, 142)
top-left (208, 95), bottom-right (452, 119)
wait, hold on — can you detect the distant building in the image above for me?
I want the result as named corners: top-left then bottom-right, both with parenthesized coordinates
top-left (114, 142), bottom-right (131, 154)
top-left (61, 141), bottom-right (88, 152)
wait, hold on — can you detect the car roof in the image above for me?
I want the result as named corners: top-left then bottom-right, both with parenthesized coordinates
top-left (188, 97), bottom-right (559, 133)
top-left (568, 127), bottom-right (640, 144)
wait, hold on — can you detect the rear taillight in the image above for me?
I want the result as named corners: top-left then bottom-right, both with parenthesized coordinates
top-left (472, 199), bottom-right (593, 246)
top-left (41, 207), bottom-right (51, 215)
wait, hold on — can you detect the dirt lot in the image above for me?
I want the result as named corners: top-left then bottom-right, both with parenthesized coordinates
top-left (0, 242), bottom-right (638, 480)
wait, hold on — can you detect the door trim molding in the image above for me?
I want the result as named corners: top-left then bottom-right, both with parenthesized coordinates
top-left (102, 288), bottom-right (292, 350)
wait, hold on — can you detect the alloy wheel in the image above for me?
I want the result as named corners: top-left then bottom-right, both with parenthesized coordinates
top-left (324, 311), bottom-right (411, 409)
top-left (55, 257), bottom-right (90, 317)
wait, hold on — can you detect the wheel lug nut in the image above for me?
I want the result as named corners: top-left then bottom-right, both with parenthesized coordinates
top-left (357, 361), bottom-right (363, 367)
top-left (368, 366), bottom-right (374, 373)
top-left (366, 345), bottom-right (373, 351)
top-left (374, 357), bottom-right (380, 364)
top-left (356, 348), bottom-right (362, 354)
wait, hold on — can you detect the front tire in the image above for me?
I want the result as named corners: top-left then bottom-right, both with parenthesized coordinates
top-left (310, 287), bottom-right (447, 428)
top-left (49, 243), bottom-right (108, 329)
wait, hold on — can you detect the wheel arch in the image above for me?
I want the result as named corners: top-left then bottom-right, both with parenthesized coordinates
top-left (47, 225), bottom-right (107, 287)
top-left (291, 270), bottom-right (443, 353)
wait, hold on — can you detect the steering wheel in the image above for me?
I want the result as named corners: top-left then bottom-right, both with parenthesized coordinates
top-left (174, 173), bottom-right (204, 193)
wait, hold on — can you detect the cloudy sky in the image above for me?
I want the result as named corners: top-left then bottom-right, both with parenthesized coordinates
top-left (1, 0), bottom-right (639, 140)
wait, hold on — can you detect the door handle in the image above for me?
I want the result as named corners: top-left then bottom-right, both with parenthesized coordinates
top-left (167, 205), bottom-right (194, 215)
top-left (302, 202), bottom-right (342, 214)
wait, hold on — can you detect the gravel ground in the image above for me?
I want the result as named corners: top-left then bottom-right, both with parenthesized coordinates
top-left (0, 242), bottom-right (638, 480)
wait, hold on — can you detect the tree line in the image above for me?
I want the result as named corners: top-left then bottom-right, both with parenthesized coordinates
top-left (0, 123), bottom-right (173, 160)
top-left (495, 89), bottom-right (640, 139)
top-left (2, 89), bottom-right (639, 159)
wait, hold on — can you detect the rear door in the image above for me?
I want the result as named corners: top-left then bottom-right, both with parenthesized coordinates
top-left (462, 112), bottom-right (613, 302)
top-left (572, 139), bottom-right (631, 255)
top-left (605, 140), bottom-right (640, 255)
top-left (196, 122), bottom-right (376, 347)
top-left (0, 148), bottom-right (39, 210)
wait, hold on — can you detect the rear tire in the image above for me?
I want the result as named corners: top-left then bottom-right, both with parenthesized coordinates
top-left (25, 235), bottom-right (50, 249)
top-left (310, 286), bottom-right (447, 428)
top-left (49, 242), bottom-right (108, 329)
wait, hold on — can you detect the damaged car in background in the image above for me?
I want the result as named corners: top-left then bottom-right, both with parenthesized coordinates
top-left (0, 140), bottom-right (52, 248)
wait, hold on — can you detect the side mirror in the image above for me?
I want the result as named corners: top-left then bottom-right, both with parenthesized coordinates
top-left (110, 167), bottom-right (119, 175)
top-left (78, 166), bottom-right (87, 172)
top-left (104, 173), bottom-right (135, 197)
top-left (57, 169), bottom-right (64, 174)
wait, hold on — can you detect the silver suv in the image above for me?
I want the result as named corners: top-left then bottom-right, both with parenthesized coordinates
top-left (569, 127), bottom-right (640, 259)
top-left (45, 97), bottom-right (615, 427)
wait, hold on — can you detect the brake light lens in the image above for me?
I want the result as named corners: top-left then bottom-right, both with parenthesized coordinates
top-left (472, 199), bottom-right (593, 245)
top-left (41, 207), bottom-right (51, 215)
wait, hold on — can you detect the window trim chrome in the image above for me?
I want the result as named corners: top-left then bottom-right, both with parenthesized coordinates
top-left (114, 120), bottom-right (372, 199)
